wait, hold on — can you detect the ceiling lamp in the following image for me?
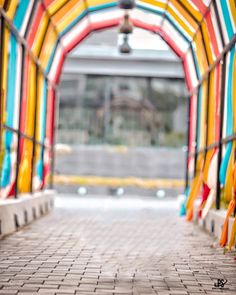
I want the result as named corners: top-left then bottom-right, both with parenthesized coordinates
top-left (119, 0), bottom-right (135, 10)
top-left (119, 13), bottom-right (133, 34)
top-left (119, 34), bottom-right (132, 54)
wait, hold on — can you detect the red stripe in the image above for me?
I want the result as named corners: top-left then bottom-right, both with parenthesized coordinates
top-left (46, 86), bottom-right (55, 146)
top-left (44, 0), bottom-right (55, 6)
top-left (205, 13), bottom-right (219, 58)
top-left (53, 49), bottom-right (66, 84)
top-left (89, 18), bottom-right (121, 32)
top-left (19, 54), bottom-right (29, 156)
top-left (183, 57), bottom-right (193, 91)
top-left (27, 2), bottom-right (44, 47)
top-left (53, 18), bottom-right (122, 84)
top-left (45, 85), bottom-right (55, 180)
top-left (188, 95), bottom-right (195, 164)
top-left (131, 19), bottom-right (185, 59)
top-left (215, 63), bottom-right (221, 142)
top-left (191, 0), bottom-right (208, 14)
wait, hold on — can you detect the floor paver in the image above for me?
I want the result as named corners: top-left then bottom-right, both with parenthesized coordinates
top-left (0, 195), bottom-right (236, 295)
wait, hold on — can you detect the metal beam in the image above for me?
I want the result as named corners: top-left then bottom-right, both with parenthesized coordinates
top-left (63, 56), bottom-right (184, 78)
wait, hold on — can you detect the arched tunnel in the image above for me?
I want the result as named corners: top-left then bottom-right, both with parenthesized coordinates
top-left (0, 0), bottom-right (236, 294)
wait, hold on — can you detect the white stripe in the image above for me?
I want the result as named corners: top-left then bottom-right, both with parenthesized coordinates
top-left (89, 9), bottom-right (122, 23)
top-left (186, 50), bottom-right (198, 87)
top-left (168, 2), bottom-right (195, 36)
top-left (13, 44), bottom-right (22, 133)
top-left (130, 8), bottom-right (162, 26)
top-left (210, 5), bottom-right (223, 53)
top-left (162, 19), bottom-right (189, 52)
top-left (215, 0), bottom-right (229, 44)
top-left (48, 45), bottom-right (64, 81)
top-left (222, 52), bottom-right (230, 151)
top-left (61, 17), bottom-right (89, 48)
top-left (20, 0), bottom-right (35, 36)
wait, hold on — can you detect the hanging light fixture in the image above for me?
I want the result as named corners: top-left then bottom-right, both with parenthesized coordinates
top-left (119, 13), bottom-right (133, 34)
top-left (119, 34), bottom-right (132, 54)
top-left (119, 0), bottom-right (135, 10)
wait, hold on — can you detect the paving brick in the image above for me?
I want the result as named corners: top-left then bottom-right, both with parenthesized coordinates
top-left (0, 196), bottom-right (235, 295)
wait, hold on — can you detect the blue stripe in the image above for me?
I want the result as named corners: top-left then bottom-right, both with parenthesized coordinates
top-left (13, 0), bottom-right (29, 29)
top-left (191, 44), bottom-right (200, 80)
top-left (41, 78), bottom-right (47, 141)
top-left (219, 47), bottom-right (235, 185)
top-left (1, 0), bottom-right (31, 188)
top-left (220, 0), bottom-right (234, 39)
top-left (136, 3), bottom-right (163, 15)
top-left (59, 10), bottom-right (88, 37)
top-left (197, 86), bottom-right (202, 149)
top-left (46, 40), bottom-right (59, 74)
top-left (88, 2), bottom-right (117, 13)
top-left (36, 78), bottom-right (48, 181)
top-left (1, 35), bottom-right (17, 187)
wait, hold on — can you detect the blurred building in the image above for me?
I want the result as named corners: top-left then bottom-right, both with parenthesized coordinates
top-left (58, 28), bottom-right (188, 147)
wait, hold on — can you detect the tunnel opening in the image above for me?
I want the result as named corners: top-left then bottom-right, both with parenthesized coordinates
top-left (55, 26), bottom-right (188, 197)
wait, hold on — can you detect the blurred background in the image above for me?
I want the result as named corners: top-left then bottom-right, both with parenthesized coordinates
top-left (55, 27), bottom-right (188, 197)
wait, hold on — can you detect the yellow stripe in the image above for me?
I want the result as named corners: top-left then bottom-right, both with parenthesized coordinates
top-left (52, 0), bottom-right (82, 23)
top-left (53, 175), bottom-right (184, 189)
top-left (229, 0), bottom-right (236, 28)
top-left (201, 21), bottom-right (214, 65)
top-left (18, 59), bottom-right (36, 193)
top-left (194, 31), bottom-right (208, 76)
top-left (32, 13), bottom-right (50, 57)
top-left (25, 59), bottom-right (36, 138)
top-left (199, 79), bottom-right (208, 148)
top-left (36, 72), bottom-right (44, 143)
top-left (47, 0), bottom-right (68, 16)
top-left (207, 67), bottom-right (216, 145)
top-left (224, 144), bottom-right (235, 202)
top-left (170, 0), bottom-right (198, 31)
top-left (186, 154), bottom-right (204, 210)
top-left (34, 72), bottom-right (44, 167)
top-left (87, 0), bottom-right (115, 7)
top-left (1, 26), bottom-right (10, 125)
top-left (6, 0), bottom-right (19, 19)
top-left (167, 5), bottom-right (195, 38)
top-left (178, 0), bottom-right (202, 23)
top-left (139, 0), bottom-right (166, 10)
top-left (53, 1), bottom-right (86, 33)
top-left (39, 25), bottom-right (58, 68)
top-left (224, 51), bottom-right (236, 202)
top-left (202, 67), bottom-right (216, 183)
top-left (233, 53), bottom-right (236, 130)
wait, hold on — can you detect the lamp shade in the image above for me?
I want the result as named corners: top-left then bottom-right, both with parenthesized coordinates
top-left (119, 14), bottom-right (133, 34)
top-left (118, 0), bottom-right (135, 9)
top-left (119, 35), bottom-right (132, 54)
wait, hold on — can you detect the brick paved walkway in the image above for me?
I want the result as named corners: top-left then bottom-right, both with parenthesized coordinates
top-left (0, 195), bottom-right (235, 295)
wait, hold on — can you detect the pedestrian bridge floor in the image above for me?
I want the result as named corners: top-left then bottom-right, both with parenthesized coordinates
top-left (0, 195), bottom-right (235, 295)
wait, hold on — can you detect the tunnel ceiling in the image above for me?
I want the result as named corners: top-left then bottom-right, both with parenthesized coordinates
top-left (1, 0), bottom-right (235, 90)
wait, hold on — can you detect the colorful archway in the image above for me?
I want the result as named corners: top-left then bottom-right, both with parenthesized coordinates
top-left (0, 1), bottom-right (236, 241)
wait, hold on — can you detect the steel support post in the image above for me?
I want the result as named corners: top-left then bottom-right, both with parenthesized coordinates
top-left (41, 80), bottom-right (48, 186)
top-left (30, 65), bottom-right (39, 193)
top-left (193, 89), bottom-right (200, 176)
top-left (104, 78), bottom-right (111, 142)
top-left (49, 87), bottom-right (58, 189)
top-left (216, 56), bottom-right (226, 210)
top-left (14, 45), bottom-right (25, 198)
top-left (0, 16), bottom-right (4, 192)
top-left (185, 95), bottom-right (191, 191)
